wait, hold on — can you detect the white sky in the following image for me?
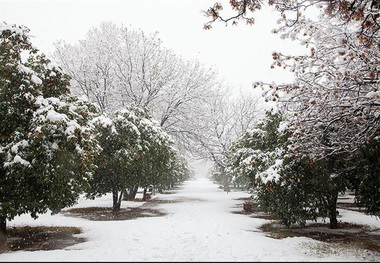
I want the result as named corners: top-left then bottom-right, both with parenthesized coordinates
top-left (1, 0), bottom-right (301, 96)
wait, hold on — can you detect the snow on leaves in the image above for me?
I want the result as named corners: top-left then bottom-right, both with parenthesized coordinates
top-left (0, 22), bottom-right (100, 221)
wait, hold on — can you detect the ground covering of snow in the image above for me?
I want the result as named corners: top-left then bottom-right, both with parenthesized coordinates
top-left (1, 177), bottom-right (379, 262)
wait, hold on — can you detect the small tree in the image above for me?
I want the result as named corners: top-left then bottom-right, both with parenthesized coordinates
top-left (0, 23), bottom-right (100, 245)
top-left (88, 105), bottom-right (180, 211)
top-left (228, 111), bottom-right (350, 228)
top-left (227, 110), bottom-right (287, 191)
top-left (88, 113), bottom-right (138, 212)
top-left (256, 154), bottom-right (349, 228)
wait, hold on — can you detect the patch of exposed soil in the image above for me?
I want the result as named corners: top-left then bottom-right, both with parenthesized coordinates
top-left (62, 205), bottom-right (167, 221)
top-left (2, 226), bottom-right (85, 253)
top-left (233, 196), bottom-right (380, 253)
top-left (259, 222), bottom-right (380, 252)
top-left (61, 195), bottom-right (206, 221)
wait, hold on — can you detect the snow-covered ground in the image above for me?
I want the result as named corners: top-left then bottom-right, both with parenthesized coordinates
top-left (1, 177), bottom-right (379, 262)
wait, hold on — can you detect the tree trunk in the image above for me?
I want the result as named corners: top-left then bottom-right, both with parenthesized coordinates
top-left (122, 188), bottom-right (129, 201)
top-left (142, 187), bottom-right (148, 201)
top-left (223, 180), bottom-right (230, 193)
top-left (328, 192), bottom-right (339, 229)
top-left (122, 185), bottom-right (139, 201)
top-left (130, 185), bottom-right (138, 200)
top-left (112, 190), bottom-right (121, 213)
top-left (0, 217), bottom-right (6, 250)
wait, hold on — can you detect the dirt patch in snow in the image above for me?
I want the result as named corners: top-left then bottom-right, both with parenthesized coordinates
top-left (62, 205), bottom-right (167, 221)
top-left (2, 226), bottom-right (85, 253)
top-left (233, 197), bottom-right (380, 253)
top-left (260, 221), bottom-right (380, 253)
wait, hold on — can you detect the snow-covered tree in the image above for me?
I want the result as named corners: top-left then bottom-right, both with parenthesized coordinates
top-left (227, 110), bottom-right (288, 191)
top-left (192, 86), bottom-right (262, 190)
top-left (204, 0), bottom-right (379, 43)
top-left (204, 1), bottom-right (379, 158)
top-left (53, 22), bottom-right (120, 113)
top-left (205, 0), bottom-right (380, 217)
top-left (88, 105), bottom-right (181, 211)
top-left (53, 22), bottom-right (221, 154)
top-left (0, 23), bottom-right (100, 244)
top-left (117, 106), bottom-right (177, 199)
top-left (256, 153), bottom-right (349, 228)
top-left (259, 12), bottom-right (379, 158)
top-left (258, 3), bottom-right (380, 216)
top-left (227, 110), bottom-right (349, 228)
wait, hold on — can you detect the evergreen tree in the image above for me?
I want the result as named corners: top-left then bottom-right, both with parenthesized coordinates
top-left (256, 154), bottom-right (349, 228)
top-left (0, 23), bottom-right (100, 245)
top-left (88, 105), bottom-right (181, 211)
top-left (227, 110), bottom-right (287, 191)
top-left (228, 109), bottom-right (351, 228)
top-left (351, 135), bottom-right (380, 216)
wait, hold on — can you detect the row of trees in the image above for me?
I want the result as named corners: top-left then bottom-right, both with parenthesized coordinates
top-left (52, 21), bottom-right (263, 185)
top-left (227, 109), bottom-right (378, 229)
top-left (0, 22), bottom-right (190, 245)
top-left (206, 0), bottom-right (379, 228)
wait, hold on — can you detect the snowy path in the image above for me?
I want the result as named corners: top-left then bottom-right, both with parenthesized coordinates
top-left (1, 177), bottom-right (380, 261)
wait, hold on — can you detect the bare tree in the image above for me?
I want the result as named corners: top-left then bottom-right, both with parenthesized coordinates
top-left (53, 22), bottom-right (228, 155)
top-left (190, 85), bottom-right (262, 189)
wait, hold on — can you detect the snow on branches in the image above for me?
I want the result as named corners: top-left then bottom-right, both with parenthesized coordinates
top-left (260, 11), bottom-right (380, 159)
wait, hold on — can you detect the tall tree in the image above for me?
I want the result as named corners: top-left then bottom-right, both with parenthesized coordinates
top-left (53, 22), bottom-right (221, 154)
top-left (193, 86), bottom-right (262, 189)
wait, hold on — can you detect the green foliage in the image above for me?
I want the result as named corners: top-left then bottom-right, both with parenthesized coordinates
top-left (88, 114), bottom-right (132, 198)
top-left (0, 22), bottom-right (100, 221)
top-left (88, 105), bottom-right (187, 208)
top-left (227, 110), bottom-right (288, 188)
top-left (256, 155), bottom-right (347, 227)
top-left (227, 109), bottom-right (353, 228)
top-left (352, 137), bottom-right (380, 216)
